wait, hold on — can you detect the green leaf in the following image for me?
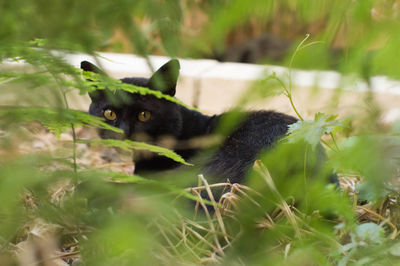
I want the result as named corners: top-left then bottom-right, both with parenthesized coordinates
top-left (355, 182), bottom-right (389, 202)
top-left (0, 106), bottom-right (122, 136)
top-left (103, 172), bottom-right (154, 184)
top-left (82, 171), bottom-right (216, 206)
top-left (338, 243), bottom-right (356, 253)
top-left (28, 38), bottom-right (47, 47)
top-left (287, 112), bottom-right (351, 148)
top-left (355, 223), bottom-right (385, 245)
top-left (389, 242), bottom-right (400, 257)
top-left (77, 138), bottom-right (192, 166)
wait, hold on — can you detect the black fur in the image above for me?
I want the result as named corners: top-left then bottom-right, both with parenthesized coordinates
top-left (81, 60), bottom-right (298, 184)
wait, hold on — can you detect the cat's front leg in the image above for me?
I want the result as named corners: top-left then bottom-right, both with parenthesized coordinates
top-left (133, 148), bottom-right (197, 175)
top-left (133, 155), bottom-right (182, 174)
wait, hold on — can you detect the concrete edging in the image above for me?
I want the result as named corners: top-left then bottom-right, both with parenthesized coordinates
top-left (2, 52), bottom-right (400, 122)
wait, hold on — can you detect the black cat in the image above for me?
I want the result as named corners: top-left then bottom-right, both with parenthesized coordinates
top-left (81, 59), bottom-right (299, 184)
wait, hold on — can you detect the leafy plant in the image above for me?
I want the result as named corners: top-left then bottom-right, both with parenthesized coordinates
top-left (1, 0), bottom-right (400, 265)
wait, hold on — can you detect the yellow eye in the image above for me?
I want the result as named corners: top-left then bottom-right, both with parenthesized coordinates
top-left (103, 109), bottom-right (117, 121)
top-left (138, 111), bottom-right (151, 122)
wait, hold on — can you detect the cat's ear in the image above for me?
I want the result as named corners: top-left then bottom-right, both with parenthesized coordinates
top-left (148, 59), bottom-right (180, 96)
top-left (81, 61), bottom-right (106, 100)
top-left (80, 61), bottom-right (106, 75)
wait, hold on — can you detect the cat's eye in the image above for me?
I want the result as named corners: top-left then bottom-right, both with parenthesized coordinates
top-left (103, 109), bottom-right (117, 121)
top-left (138, 111), bottom-right (151, 122)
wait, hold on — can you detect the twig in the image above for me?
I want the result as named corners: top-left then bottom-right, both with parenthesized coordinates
top-left (191, 188), bottom-right (225, 256)
top-left (198, 174), bottom-right (232, 247)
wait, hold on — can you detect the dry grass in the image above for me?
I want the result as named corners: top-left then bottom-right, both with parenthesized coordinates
top-left (2, 124), bottom-right (400, 265)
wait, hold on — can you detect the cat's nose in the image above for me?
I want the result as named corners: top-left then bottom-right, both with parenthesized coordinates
top-left (118, 121), bottom-right (131, 138)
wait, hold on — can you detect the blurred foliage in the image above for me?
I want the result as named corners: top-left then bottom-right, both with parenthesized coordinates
top-left (1, 0), bottom-right (400, 265)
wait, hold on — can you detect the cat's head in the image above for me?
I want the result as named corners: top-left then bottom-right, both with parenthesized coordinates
top-left (81, 59), bottom-right (183, 141)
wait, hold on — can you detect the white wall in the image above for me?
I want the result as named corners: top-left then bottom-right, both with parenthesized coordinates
top-left (3, 52), bottom-right (400, 124)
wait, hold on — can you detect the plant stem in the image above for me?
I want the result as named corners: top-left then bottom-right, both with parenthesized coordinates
top-left (59, 86), bottom-right (78, 177)
top-left (321, 139), bottom-right (338, 152)
top-left (70, 122), bottom-right (78, 174)
top-left (273, 76), bottom-right (304, 121)
top-left (287, 92), bottom-right (304, 121)
top-left (303, 145), bottom-right (309, 211)
top-left (286, 35), bottom-right (342, 154)
top-left (47, 58), bottom-right (79, 180)
top-left (288, 34), bottom-right (310, 96)
top-left (330, 132), bottom-right (340, 151)
top-left (286, 35), bottom-right (312, 122)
